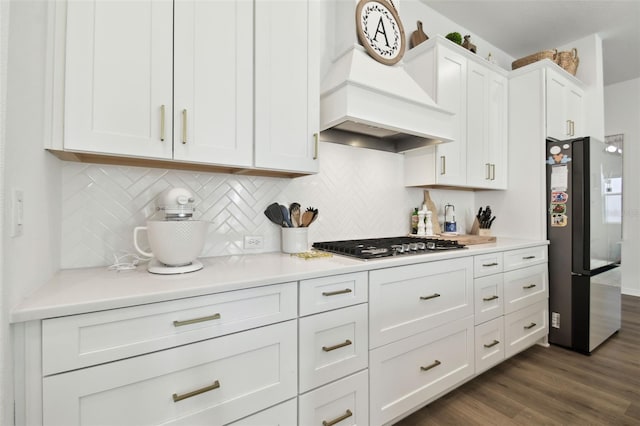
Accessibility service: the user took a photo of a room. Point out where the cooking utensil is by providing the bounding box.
[264,202,285,227]
[280,204,292,227]
[289,203,301,227]
[300,210,314,227]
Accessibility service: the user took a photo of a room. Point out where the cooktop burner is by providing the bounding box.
[312,236,466,260]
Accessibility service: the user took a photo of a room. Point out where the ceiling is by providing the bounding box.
[422,1,640,85]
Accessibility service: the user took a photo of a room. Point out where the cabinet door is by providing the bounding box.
[434,46,467,186]
[467,63,508,189]
[546,68,584,140]
[466,60,490,187]
[64,0,173,159]
[487,71,508,189]
[254,0,319,173]
[43,321,297,426]
[173,0,253,167]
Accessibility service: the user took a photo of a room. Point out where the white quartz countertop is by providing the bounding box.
[11,238,548,323]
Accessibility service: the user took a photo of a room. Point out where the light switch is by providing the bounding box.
[11,189,24,237]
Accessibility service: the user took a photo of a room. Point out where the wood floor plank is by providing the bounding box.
[393,295,640,426]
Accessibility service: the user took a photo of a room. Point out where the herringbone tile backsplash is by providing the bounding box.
[61,142,468,268]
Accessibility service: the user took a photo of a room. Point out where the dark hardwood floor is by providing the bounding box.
[394,295,640,426]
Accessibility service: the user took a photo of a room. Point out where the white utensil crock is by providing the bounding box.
[281,227,308,254]
[134,220,208,266]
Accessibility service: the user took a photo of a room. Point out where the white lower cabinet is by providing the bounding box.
[298,370,368,426]
[474,316,505,374]
[505,299,549,358]
[298,304,368,393]
[43,320,297,426]
[369,316,475,426]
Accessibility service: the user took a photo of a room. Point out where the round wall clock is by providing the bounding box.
[355,0,406,65]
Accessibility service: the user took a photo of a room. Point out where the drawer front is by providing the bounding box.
[370,316,474,426]
[299,304,369,393]
[299,370,368,426]
[503,245,548,271]
[299,272,368,316]
[475,317,505,374]
[43,321,297,426]
[505,300,548,358]
[504,263,548,314]
[474,274,504,325]
[369,257,474,349]
[42,282,297,375]
[229,398,297,426]
[473,252,504,278]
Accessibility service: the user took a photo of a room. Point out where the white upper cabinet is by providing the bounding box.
[434,46,468,186]
[63,0,174,159]
[53,0,318,175]
[173,0,253,167]
[546,66,585,140]
[466,61,508,189]
[254,0,319,173]
[404,36,508,190]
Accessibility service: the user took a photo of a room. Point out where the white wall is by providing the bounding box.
[0,1,8,423]
[2,1,62,421]
[605,77,640,296]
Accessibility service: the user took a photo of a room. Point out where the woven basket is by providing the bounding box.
[512,49,558,70]
[557,48,579,76]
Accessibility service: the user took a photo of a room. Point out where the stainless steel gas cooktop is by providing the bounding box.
[312,236,466,260]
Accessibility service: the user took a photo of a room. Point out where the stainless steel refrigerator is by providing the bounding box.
[546,136,622,354]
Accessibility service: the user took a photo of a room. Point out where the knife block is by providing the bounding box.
[470,218,491,236]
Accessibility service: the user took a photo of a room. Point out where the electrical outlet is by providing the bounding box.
[551,312,560,328]
[244,235,264,249]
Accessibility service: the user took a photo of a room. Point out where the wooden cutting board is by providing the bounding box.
[438,234,496,245]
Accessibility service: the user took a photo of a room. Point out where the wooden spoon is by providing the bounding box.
[300,211,314,227]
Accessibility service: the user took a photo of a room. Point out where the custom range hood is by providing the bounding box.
[320,0,454,153]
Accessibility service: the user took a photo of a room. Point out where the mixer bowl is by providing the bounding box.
[134,220,209,266]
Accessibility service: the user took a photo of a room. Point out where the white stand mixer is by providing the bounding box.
[134,188,209,274]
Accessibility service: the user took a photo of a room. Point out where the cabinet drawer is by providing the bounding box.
[299,304,368,393]
[299,272,368,316]
[475,317,505,374]
[299,370,368,426]
[474,252,503,277]
[505,300,548,358]
[474,274,504,325]
[370,316,474,426]
[503,246,547,271]
[504,263,548,314]
[42,282,297,375]
[369,258,473,348]
[229,398,297,426]
[43,321,297,426]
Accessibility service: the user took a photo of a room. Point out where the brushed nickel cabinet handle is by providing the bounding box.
[322,339,352,352]
[172,380,220,402]
[420,360,441,371]
[440,156,446,175]
[523,284,537,289]
[322,409,353,426]
[524,322,537,330]
[160,105,166,141]
[566,119,571,136]
[182,109,187,144]
[491,163,496,180]
[482,262,499,267]
[483,295,499,301]
[313,132,319,160]
[322,288,352,297]
[570,120,575,136]
[484,339,500,348]
[522,255,536,260]
[173,313,221,327]
[420,293,441,300]
[486,163,491,180]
